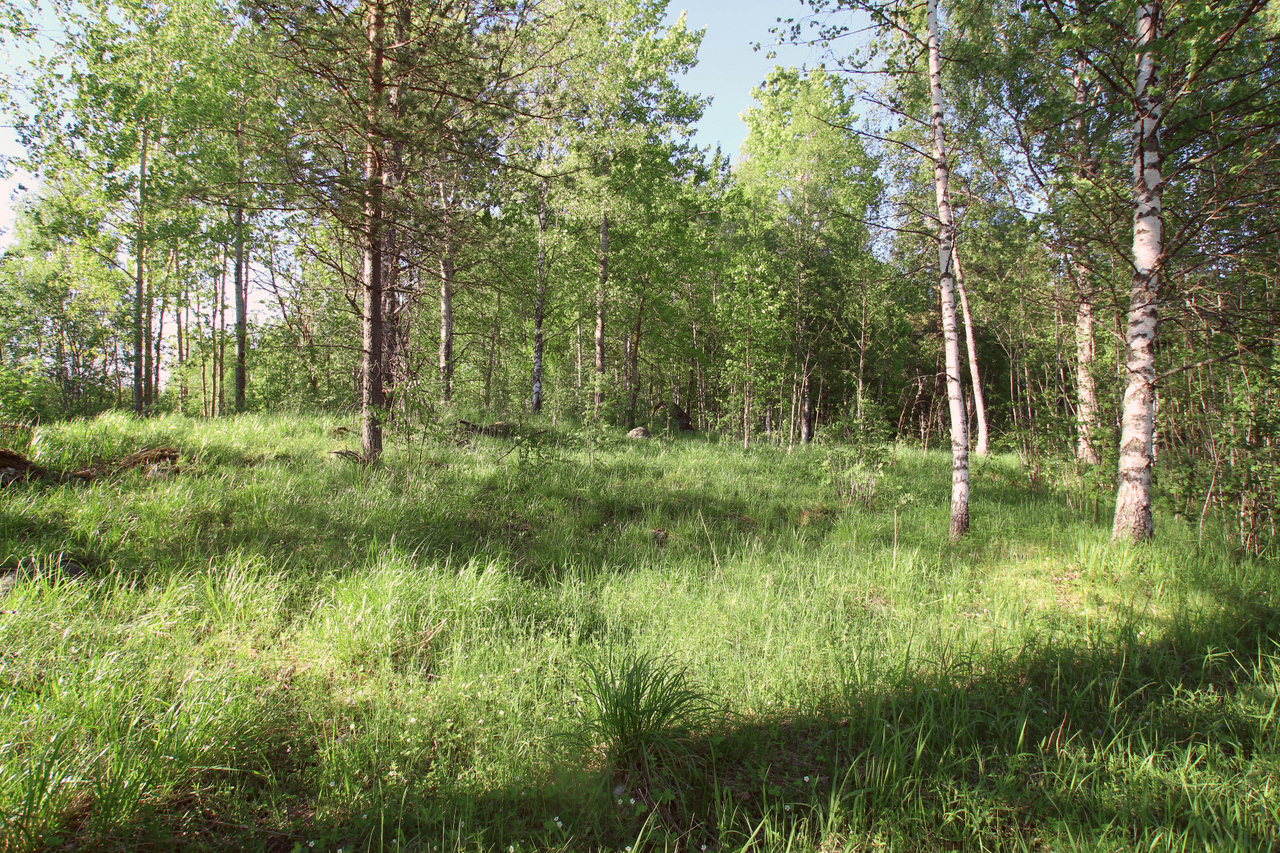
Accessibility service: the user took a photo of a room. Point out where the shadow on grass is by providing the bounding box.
[77,598,1280,852]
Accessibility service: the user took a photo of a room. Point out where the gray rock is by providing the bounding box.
[627,427,651,439]
[0,554,88,602]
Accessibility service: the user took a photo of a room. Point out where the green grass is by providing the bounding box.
[1,412,1277,851]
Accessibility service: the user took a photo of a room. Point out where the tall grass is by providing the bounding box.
[0,413,1276,851]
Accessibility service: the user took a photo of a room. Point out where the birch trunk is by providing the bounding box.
[927,0,969,539]
[439,232,455,403]
[1113,0,1163,542]
[954,246,988,456]
[360,0,386,461]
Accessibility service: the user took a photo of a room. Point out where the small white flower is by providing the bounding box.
[803,776,809,782]
[784,805,792,812]
[630,798,635,805]
[308,843,315,849]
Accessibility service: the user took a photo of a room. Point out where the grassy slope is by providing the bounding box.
[0,412,1276,852]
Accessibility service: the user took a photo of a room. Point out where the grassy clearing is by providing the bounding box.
[1,412,1277,852]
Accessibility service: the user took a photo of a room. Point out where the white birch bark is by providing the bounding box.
[953,245,988,456]
[927,0,970,539]
[1113,0,1163,542]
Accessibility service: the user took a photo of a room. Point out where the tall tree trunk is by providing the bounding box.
[1074,272,1101,464]
[1114,0,1163,542]
[927,0,969,539]
[382,5,408,417]
[155,293,165,405]
[1072,55,1102,465]
[594,213,608,414]
[439,231,455,403]
[233,204,247,412]
[133,122,148,415]
[531,181,547,413]
[360,0,387,461]
[953,245,988,455]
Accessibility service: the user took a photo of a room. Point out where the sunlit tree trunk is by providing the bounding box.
[1114,0,1163,542]
[927,0,969,539]
[954,246,987,456]
[1071,57,1102,465]
[360,0,386,461]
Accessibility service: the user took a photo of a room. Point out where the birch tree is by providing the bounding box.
[926,0,969,538]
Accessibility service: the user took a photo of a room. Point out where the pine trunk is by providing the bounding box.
[360,0,386,461]
[233,204,247,412]
[1114,0,1163,542]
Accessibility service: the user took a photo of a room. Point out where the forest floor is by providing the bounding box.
[0,412,1277,852]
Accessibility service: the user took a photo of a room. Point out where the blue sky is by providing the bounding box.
[663,0,833,160]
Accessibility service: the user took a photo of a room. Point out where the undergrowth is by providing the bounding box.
[0,413,1276,851]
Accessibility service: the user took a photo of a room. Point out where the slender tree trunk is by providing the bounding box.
[133,122,148,415]
[360,0,387,461]
[594,213,608,414]
[233,204,247,412]
[531,181,547,413]
[484,292,500,410]
[927,0,969,539]
[144,271,154,407]
[953,245,988,455]
[381,8,407,418]
[1072,56,1102,465]
[1114,0,1163,542]
[1075,273,1102,463]
[154,293,165,405]
[439,230,455,403]
[626,289,646,428]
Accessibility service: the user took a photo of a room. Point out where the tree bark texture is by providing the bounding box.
[234,204,247,412]
[1113,0,1163,542]
[953,246,988,456]
[927,0,970,540]
[1072,57,1102,465]
[360,0,386,461]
